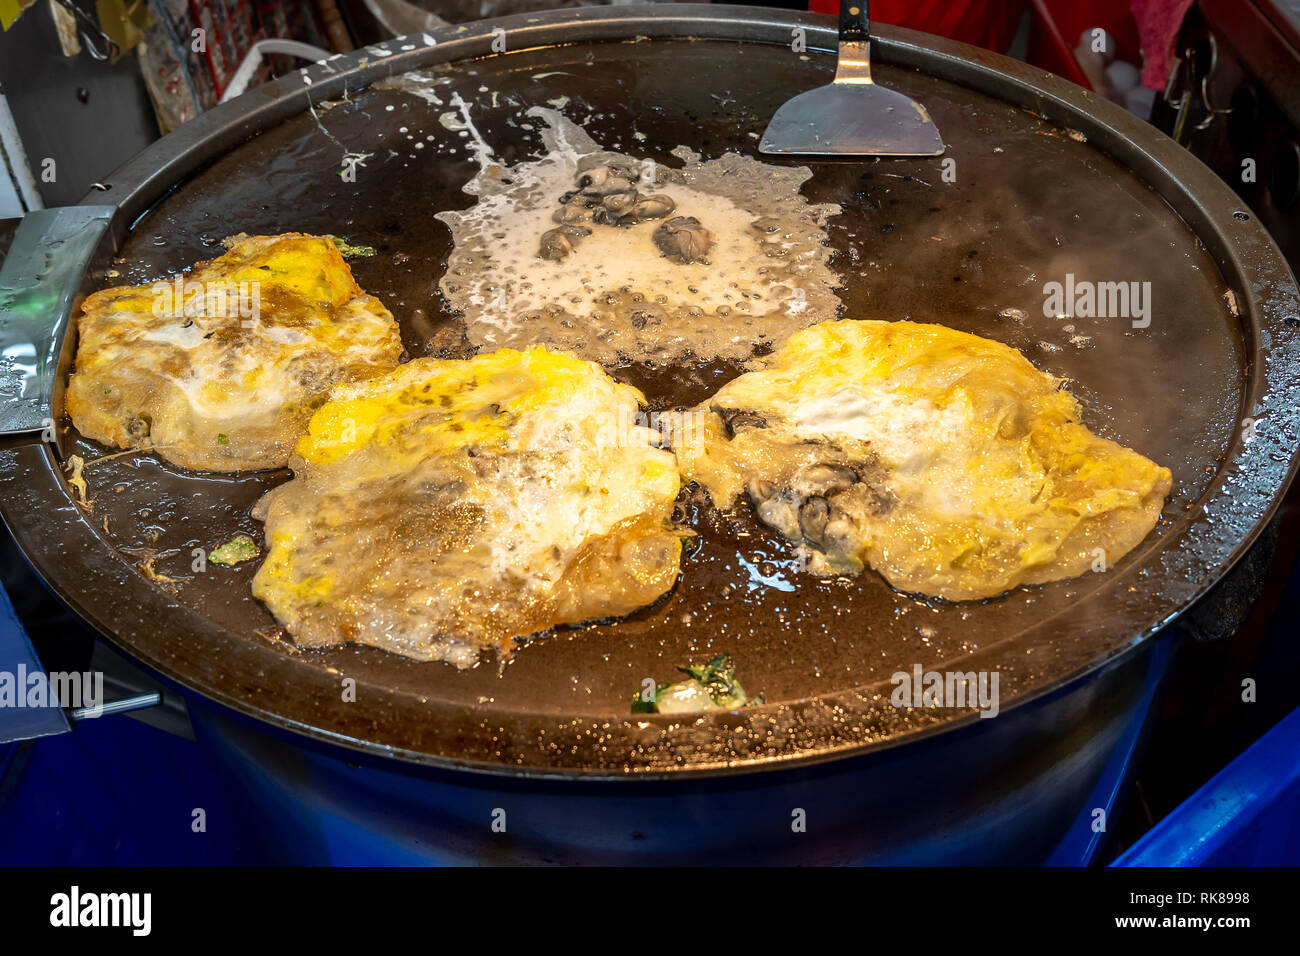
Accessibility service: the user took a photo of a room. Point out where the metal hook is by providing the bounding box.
[1194,76,1232,130]
[53,0,120,62]
[1195,36,1232,132]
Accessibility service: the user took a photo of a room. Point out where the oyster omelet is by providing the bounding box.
[66,233,402,471]
[677,320,1172,601]
[251,347,685,667]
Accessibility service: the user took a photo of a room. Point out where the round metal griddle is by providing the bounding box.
[2,6,1298,777]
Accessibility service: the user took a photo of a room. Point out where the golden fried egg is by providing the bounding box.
[66,233,402,471]
[251,347,685,667]
[677,320,1172,601]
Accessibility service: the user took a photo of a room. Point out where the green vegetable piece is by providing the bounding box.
[209,534,259,567]
[631,655,762,714]
[330,236,377,259]
[680,655,751,710]
[216,433,229,445]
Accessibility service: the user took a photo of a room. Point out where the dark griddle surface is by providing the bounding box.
[48,36,1247,766]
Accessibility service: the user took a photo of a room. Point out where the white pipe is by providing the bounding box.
[220,39,334,104]
[0,91,44,212]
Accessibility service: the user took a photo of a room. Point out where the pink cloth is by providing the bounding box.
[1131,0,1196,90]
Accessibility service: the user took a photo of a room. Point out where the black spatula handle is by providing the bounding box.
[840,0,870,43]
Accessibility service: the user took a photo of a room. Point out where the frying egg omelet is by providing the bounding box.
[678,320,1172,601]
[251,347,686,667]
[66,234,402,471]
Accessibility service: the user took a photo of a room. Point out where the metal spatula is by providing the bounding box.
[760,0,945,157]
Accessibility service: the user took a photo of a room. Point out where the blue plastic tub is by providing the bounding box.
[1112,705,1300,866]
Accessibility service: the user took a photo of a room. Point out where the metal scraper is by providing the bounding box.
[760,0,945,157]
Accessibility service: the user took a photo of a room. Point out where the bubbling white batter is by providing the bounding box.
[437,108,843,364]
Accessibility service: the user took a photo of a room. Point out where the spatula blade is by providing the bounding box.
[759,83,945,157]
